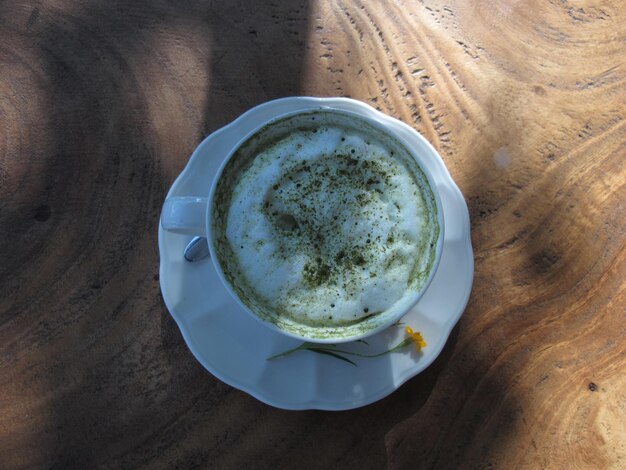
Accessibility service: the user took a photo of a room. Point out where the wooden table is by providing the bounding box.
[1,1,624,468]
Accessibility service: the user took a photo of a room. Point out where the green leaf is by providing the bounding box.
[266,343,308,361]
[308,348,357,366]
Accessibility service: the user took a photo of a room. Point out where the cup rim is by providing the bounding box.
[204,101,445,344]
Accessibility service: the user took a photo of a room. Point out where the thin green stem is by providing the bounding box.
[326,338,413,358]
[267,337,414,363]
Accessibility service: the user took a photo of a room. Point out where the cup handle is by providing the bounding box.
[161,196,208,235]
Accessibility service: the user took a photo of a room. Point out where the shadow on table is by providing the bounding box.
[2,0,312,468]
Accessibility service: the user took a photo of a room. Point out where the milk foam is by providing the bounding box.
[220,119,435,327]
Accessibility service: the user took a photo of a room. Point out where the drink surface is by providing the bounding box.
[212,111,439,332]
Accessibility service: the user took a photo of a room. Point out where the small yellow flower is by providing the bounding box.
[405,326,426,351]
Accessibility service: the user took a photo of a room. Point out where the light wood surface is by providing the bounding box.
[1,0,624,468]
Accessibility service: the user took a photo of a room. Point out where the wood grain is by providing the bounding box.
[1,0,624,468]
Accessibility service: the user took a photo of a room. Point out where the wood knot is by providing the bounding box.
[530,249,560,274]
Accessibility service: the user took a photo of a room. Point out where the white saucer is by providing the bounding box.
[158,97,473,410]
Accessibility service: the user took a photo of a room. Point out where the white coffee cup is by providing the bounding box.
[161,99,444,343]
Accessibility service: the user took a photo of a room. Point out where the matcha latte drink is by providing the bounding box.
[162,107,443,342]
